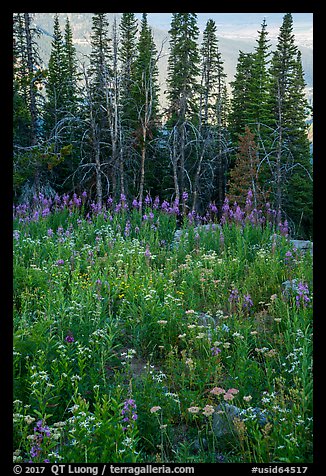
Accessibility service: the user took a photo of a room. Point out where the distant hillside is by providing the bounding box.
[32,13,313,107]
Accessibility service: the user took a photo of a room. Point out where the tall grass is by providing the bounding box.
[13,193,313,463]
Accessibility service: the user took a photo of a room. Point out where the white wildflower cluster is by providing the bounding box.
[76,343,92,359]
[68,411,101,435]
[164,293,183,307]
[13,449,23,463]
[281,347,305,374]
[152,369,167,383]
[121,348,136,360]
[143,288,159,301]
[201,250,218,262]
[89,327,109,345]
[164,392,180,404]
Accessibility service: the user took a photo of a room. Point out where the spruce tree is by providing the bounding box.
[13,13,45,197]
[119,13,138,127]
[62,16,79,116]
[131,13,160,211]
[193,18,229,211]
[247,19,272,145]
[86,13,112,204]
[199,19,226,128]
[268,13,312,237]
[43,14,66,142]
[228,51,254,149]
[166,13,200,202]
[118,13,138,196]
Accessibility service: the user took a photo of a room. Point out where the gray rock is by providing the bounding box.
[212,403,243,438]
[290,239,313,255]
[212,403,267,439]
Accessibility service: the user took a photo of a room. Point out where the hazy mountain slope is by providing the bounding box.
[32,13,313,107]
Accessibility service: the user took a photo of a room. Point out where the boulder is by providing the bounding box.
[212,403,242,438]
[212,403,267,439]
[290,240,313,255]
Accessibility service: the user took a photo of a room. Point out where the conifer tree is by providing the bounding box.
[166,13,200,202]
[131,13,160,212]
[228,51,254,149]
[247,19,272,145]
[13,13,45,196]
[43,14,66,142]
[199,19,226,127]
[193,18,229,211]
[118,13,138,195]
[119,13,138,127]
[85,13,112,204]
[62,17,79,116]
[227,126,267,209]
[13,13,43,146]
[268,13,312,237]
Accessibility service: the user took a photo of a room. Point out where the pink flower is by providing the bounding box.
[150,406,161,413]
[210,387,226,395]
[223,393,235,401]
[227,388,239,395]
[202,405,215,416]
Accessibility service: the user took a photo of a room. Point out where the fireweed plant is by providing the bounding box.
[13,190,313,463]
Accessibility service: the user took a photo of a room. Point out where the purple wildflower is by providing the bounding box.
[124,221,131,237]
[211,347,222,356]
[242,294,253,310]
[209,203,218,214]
[182,191,189,201]
[121,398,138,431]
[161,200,169,211]
[144,194,152,206]
[30,446,41,458]
[132,198,139,209]
[56,259,65,266]
[153,196,160,209]
[234,205,245,224]
[295,282,311,308]
[144,245,151,259]
[284,250,293,264]
[279,220,289,237]
[229,288,240,303]
[65,334,75,343]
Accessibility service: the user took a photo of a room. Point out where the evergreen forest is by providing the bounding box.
[13,13,313,239]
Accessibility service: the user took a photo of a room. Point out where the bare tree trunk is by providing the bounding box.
[95,137,103,205]
[192,148,205,211]
[119,128,125,197]
[138,126,147,216]
[109,18,119,197]
[275,81,283,211]
[83,64,103,206]
[172,126,180,202]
